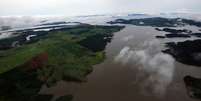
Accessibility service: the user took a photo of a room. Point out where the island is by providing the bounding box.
[163,40,201,67]
[108,17,201,27]
[156,34,191,38]
[155,28,201,38]
[191,33,201,37]
[155,28,192,34]
[184,76,201,99]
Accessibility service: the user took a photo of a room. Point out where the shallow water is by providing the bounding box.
[40,25,201,101]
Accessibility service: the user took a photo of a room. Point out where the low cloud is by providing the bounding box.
[115,40,175,96]
[0,16,72,31]
[0,16,41,29]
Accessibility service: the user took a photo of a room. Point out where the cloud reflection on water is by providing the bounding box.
[115,39,175,97]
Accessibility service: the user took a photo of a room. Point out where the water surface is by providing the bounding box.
[40,25,201,101]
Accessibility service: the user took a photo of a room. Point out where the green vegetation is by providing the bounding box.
[0,25,124,101]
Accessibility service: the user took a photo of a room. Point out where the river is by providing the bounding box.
[40,25,201,101]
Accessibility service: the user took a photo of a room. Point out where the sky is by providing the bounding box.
[0,0,201,16]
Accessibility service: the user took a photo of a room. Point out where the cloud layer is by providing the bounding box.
[0,0,201,16]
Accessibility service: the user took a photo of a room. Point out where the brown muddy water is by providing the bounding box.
[40,25,201,101]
